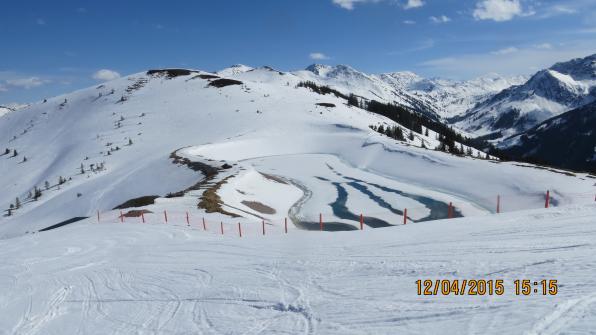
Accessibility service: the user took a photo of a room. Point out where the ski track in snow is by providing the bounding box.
[0,204,595,334]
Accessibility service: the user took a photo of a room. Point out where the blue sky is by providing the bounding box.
[1,0,595,104]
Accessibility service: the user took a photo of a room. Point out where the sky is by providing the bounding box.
[1,0,595,104]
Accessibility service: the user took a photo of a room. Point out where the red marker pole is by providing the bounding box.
[262,220,266,235]
[97,210,100,223]
[403,208,407,225]
[120,210,124,223]
[496,195,501,214]
[320,213,323,231]
[545,190,550,208]
[141,212,145,223]
[220,222,224,235]
[164,210,168,223]
[448,202,453,219]
[186,211,190,227]
[284,217,288,234]
[360,214,364,230]
[238,222,242,237]
[202,217,207,230]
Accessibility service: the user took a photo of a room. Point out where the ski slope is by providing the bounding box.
[1,204,595,334]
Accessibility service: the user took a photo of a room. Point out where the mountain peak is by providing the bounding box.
[305,64,333,76]
[217,64,254,76]
[549,53,596,81]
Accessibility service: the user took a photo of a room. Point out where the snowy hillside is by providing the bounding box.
[0,103,28,118]
[455,54,596,141]
[1,203,596,334]
[1,66,594,240]
[293,65,525,121]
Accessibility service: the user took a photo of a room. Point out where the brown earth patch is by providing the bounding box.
[241,201,276,215]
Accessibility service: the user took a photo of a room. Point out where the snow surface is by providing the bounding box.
[1,204,596,334]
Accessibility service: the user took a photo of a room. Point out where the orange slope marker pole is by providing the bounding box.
[320,213,323,231]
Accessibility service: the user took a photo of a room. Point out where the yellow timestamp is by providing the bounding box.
[416,279,558,296]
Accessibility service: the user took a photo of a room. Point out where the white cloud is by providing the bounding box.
[430,15,451,23]
[534,43,553,49]
[6,77,49,89]
[92,69,121,81]
[473,0,525,22]
[310,52,330,60]
[332,0,378,10]
[491,46,518,55]
[403,20,416,24]
[404,0,424,9]
[332,0,424,10]
[550,5,576,14]
[419,42,595,79]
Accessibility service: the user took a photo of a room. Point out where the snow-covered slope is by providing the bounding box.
[0,103,28,118]
[1,67,593,240]
[1,203,596,334]
[455,54,596,141]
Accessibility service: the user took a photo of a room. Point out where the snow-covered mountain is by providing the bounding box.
[499,100,596,173]
[455,54,596,141]
[293,64,440,119]
[403,73,528,118]
[2,66,591,239]
[293,64,525,122]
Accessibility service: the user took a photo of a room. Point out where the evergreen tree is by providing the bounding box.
[128,138,133,145]
[425,128,429,137]
[45,181,50,190]
[80,163,85,174]
[15,197,21,209]
[394,126,404,141]
[408,130,415,141]
[347,94,359,107]
[3,148,9,155]
[22,156,27,162]
[12,149,18,157]
[33,187,42,201]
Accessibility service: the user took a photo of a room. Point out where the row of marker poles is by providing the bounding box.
[97,189,572,227]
